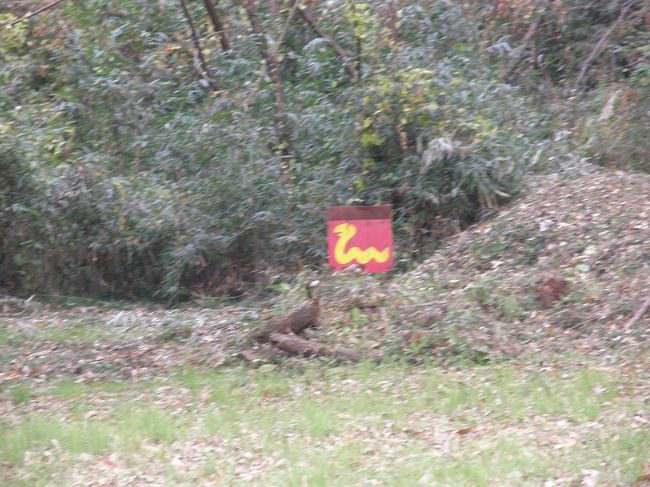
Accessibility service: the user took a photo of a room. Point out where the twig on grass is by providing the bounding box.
[626,294,650,329]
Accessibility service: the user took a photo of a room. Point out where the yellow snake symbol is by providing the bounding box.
[333,223,390,265]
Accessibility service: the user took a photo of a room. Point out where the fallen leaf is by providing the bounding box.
[635,473,650,485]
[240,349,260,362]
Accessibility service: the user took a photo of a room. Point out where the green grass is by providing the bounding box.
[0,417,111,465]
[49,379,135,399]
[9,383,32,405]
[37,322,103,342]
[0,327,8,346]
[2,360,648,485]
[115,407,180,448]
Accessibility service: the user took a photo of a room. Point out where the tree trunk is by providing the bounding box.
[179,0,220,91]
[242,0,288,146]
[504,2,545,80]
[202,0,230,51]
[347,0,363,82]
[383,0,400,46]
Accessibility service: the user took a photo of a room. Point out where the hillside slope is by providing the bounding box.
[380,169,649,359]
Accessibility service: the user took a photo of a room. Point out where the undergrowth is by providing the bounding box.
[0,1,647,300]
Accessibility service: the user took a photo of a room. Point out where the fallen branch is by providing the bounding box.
[627,294,650,329]
[269,332,320,355]
[1,0,67,31]
[269,332,363,362]
[324,345,363,362]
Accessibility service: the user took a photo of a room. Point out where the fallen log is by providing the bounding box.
[269,332,320,356]
[269,332,363,362]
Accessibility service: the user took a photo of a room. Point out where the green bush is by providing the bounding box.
[0,0,645,300]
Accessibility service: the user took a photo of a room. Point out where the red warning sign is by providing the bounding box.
[327,206,393,273]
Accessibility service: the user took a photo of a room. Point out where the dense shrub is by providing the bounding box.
[0,0,646,300]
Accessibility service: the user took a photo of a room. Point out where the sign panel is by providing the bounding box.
[327,205,393,273]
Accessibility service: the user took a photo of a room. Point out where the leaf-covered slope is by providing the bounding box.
[386,169,649,359]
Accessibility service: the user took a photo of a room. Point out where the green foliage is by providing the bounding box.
[0,14,28,60]
[0,0,646,299]
[466,278,495,306]
[355,64,527,247]
[478,0,648,86]
[497,295,523,321]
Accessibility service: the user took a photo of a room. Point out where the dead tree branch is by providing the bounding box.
[242,0,289,152]
[277,0,299,50]
[269,332,320,355]
[296,6,358,79]
[179,0,220,92]
[575,1,633,89]
[268,332,363,362]
[504,2,546,79]
[1,0,67,31]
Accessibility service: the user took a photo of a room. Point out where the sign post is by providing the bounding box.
[327,205,393,273]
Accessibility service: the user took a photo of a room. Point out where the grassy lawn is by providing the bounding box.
[1,357,648,486]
